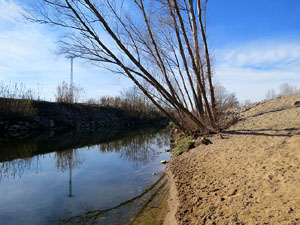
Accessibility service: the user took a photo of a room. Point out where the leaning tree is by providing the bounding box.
[26,0,218,134]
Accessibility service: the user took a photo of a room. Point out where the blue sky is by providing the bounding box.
[0,0,299,102]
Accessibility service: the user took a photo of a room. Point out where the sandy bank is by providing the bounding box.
[166,94,300,224]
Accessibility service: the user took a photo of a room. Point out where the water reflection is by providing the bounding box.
[59,174,167,225]
[96,130,169,168]
[0,125,170,225]
[55,149,83,198]
[0,126,169,181]
[0,143,39,180]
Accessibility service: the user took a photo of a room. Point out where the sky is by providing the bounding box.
[0,0,300,102]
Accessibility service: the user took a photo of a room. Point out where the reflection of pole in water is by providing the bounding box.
[55,148,83,198]
[66,151,75,198]
[67,163,74,198]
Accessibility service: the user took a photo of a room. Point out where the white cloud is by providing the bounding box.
[215,40,300,102]
[0,0,24,23]
[218,41,300,70]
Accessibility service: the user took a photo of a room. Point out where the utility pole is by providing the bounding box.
[70,57,74,103]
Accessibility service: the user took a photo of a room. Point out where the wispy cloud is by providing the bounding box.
[219,41,300,70]
[0,0,131,100]
[215,39,300,101]
[0,0,23,23]
[0,1,68,82]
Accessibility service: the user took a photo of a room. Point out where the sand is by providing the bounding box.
[164,94,300,225]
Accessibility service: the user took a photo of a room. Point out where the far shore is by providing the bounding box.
[0,97,168,138]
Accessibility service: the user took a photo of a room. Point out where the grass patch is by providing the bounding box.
[172,135,195,156]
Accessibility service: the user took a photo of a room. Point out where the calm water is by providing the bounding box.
[0,127,170,225]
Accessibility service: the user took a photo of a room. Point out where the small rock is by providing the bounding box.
[49,119,55,127]
[229,189,238,196]
[219,133,229,139]
[160,160,167,164]
[8,125,21,131]
[294,101,300,107]
[200,137,213,145]
[49,131,55,138]
[33,117,49,127]
[9,132,21,137]
[165,149,170,152]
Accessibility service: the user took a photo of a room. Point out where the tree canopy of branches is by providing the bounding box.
[26,0,218,134]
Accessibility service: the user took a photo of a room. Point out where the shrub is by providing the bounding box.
[55,81,85,103]
[172,135,195,156]
[0,98,37,119]
[0,82,38,119]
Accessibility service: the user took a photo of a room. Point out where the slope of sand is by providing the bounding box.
[165,94,300,225]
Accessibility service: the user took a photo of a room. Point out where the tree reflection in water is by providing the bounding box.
[0,126,169,181]
[96,129,169,168]
[0,143,39,181]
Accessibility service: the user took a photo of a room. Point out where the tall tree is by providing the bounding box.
[26,0,218,134]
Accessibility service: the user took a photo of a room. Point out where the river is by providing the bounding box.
[0,126,170,225]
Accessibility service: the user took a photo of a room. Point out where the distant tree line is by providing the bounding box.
[265,83,299,100]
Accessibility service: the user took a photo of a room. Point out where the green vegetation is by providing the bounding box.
[172,135,195,156]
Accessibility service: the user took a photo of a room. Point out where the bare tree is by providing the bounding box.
[55,81,85,103]
[215,85,239,111]
[242,99,252,107]
[265,89,277,100]
[278,83,299,96]
[26,0,218,134]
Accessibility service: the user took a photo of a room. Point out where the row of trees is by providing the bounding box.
[98,86,157,113]
[265,83,299,100]
[54,81,159,115]
[27,0,221,134]
[55,81,239,123]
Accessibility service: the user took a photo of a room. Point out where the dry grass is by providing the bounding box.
[0,82,38,119]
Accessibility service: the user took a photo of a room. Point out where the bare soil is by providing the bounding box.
[165,94,300,224]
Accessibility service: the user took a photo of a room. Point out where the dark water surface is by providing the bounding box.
[0,127,170,225]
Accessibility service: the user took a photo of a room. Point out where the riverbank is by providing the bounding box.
[165,93,300,224]
[0,98,168,137]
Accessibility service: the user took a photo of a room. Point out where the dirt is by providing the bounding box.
[165,93,300,224]
[164,168,180,225]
